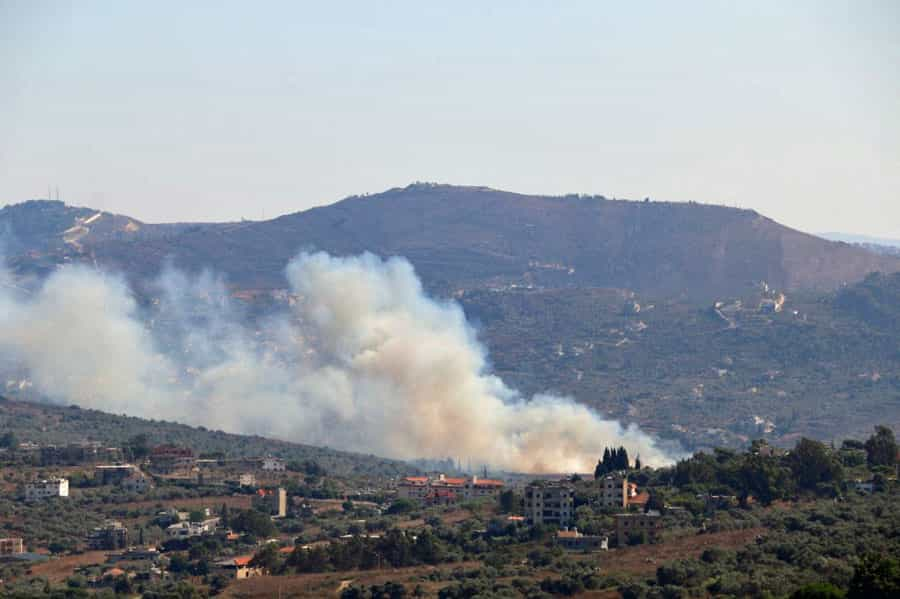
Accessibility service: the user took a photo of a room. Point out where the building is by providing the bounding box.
[260,457,286,472]
[462,476,505,500]
[238,473,257,487]
[397,474,505,504]
[555,528,608,551]
[214,555,262,579]
[25,478,69,501]
[95,464,139,485]
[523,481,574,527]
[40,442,122,466]
[397,476,431,501]
[615,510,662,546]
[87,521,128,550]
[254,487,287,517]
[166,519,218,539]
[122,472,154,493]
[0,538,24,555]
[598,474,628,508]
[149,445,196,476]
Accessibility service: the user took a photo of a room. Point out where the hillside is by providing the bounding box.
[0,396,410,477]
[5,185,899,298]
[2,186,900,452]
[459,276,900,450]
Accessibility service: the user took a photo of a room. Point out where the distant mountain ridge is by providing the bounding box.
[4,185,898,299]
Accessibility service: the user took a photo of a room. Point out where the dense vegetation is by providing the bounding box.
[0,397,409,476]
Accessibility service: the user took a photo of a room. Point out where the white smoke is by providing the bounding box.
[0,252,680,472]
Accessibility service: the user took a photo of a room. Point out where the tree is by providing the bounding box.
[790,438,843,491]
[498,490,516,513]
[386,499,416,515]
[864,426,898,467]
[249,543,281,574]
[790,583,846,599]
[635,455,642,470]
[230,509,275,538]
[126,434,151,460]
[0,431,17,449]
[848,554,900,598]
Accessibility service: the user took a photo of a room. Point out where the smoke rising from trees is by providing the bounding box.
[0,252,680,471]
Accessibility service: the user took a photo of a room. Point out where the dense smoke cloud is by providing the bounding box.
[0,252,679,472]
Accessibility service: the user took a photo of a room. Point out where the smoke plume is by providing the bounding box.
[0,252,679,472]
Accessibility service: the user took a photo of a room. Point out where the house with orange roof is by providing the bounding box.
[214,555,263,579]
[398,474,505,504]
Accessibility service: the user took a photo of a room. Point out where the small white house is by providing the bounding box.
[25,478,69,501]
[260,457,286,472]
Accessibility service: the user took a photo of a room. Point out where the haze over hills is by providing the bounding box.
[2,184,900,454]
[4,184,899,299]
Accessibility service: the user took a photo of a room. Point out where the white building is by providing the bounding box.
[25,478,69,501]
[167,518,219,538]
[260,457,286,472]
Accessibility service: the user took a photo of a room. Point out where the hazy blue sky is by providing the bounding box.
[2,1,898,236]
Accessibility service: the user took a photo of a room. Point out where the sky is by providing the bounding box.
[1,1,899,236]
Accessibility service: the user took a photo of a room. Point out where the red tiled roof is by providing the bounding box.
[279,546,295,554]
[232,556,253,567]
[473,479,504,487]
[401,476,429,485]
[427,488,457,498]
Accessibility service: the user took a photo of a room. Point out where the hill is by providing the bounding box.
[458,272,900,451]
[0,396,410,477]
[5,184,899,298]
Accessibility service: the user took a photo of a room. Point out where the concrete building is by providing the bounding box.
[615,510,662,546]
[149,445,196,476]
[598,474,628,508]
[87,521,128,550]
[0,538,24,555]
[555,528,608,551]
[95,464,139,485]
[397,474,504,504]
[24,478,69,501]
[167,518,219,539]
[254,487,287,517]
[523,481,574,527]
[238,473,257,487]
[260,457,286,472]
[214,555,262,579]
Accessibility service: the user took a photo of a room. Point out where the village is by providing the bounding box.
[0,429,896,598]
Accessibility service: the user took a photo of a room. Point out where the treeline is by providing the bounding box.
[664,427,897,505]
[594,446,641,478]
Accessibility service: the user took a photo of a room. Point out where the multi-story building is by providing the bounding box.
[615,510,662,545]
[598,474,628,508]
[24,478,69,501]
[95,464,139,485]
[523,481,574,527]
[397,474,505,505]
[87,520,128,550]
[0,538,24,555]
[149,445,196,476]
[254,487,287,517]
